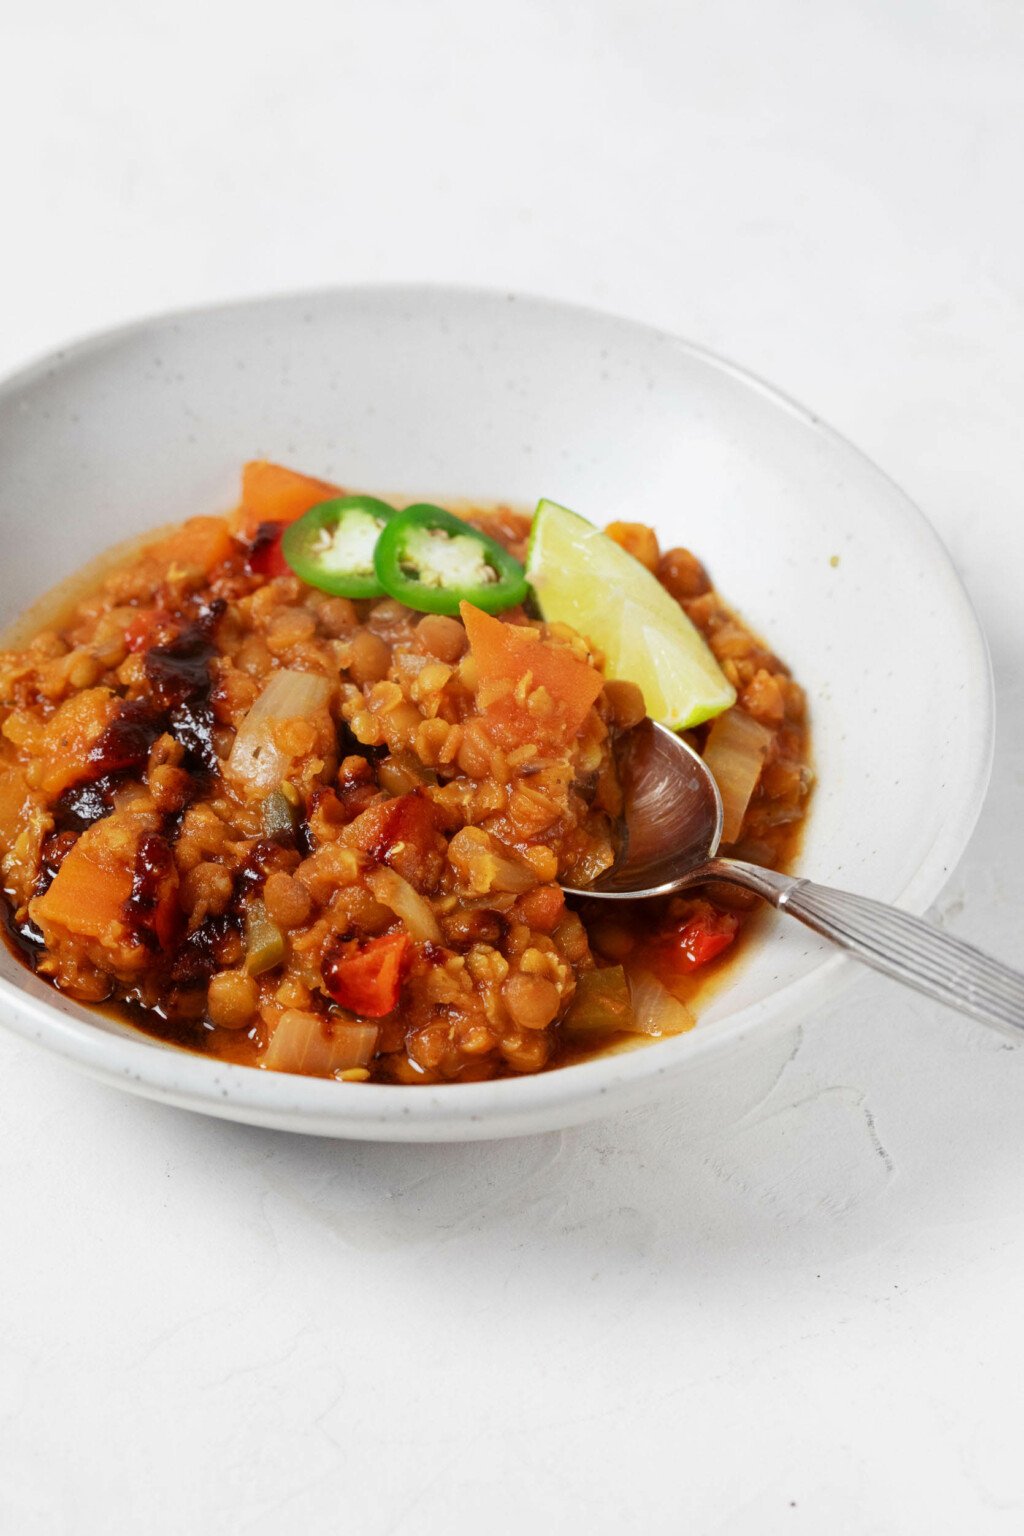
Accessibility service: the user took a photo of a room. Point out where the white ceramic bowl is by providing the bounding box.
[0,287,993,1140]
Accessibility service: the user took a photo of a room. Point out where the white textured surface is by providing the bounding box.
[1,2,1023,1531]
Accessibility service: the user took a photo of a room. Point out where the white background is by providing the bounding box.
[2,2,1024,1531]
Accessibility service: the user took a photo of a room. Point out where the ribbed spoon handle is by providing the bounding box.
[699,858,1024,1036]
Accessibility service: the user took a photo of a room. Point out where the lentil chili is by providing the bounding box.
[0,463,813,1084]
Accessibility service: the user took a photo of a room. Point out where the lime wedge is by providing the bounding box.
[526,499,735,729]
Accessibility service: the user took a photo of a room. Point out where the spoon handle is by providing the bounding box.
[702,859,1024,1036]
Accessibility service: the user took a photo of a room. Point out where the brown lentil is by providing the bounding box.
[413,613,468,664]
[263,871,313,930]
[605,520,661,572]
[207,970,259,1029]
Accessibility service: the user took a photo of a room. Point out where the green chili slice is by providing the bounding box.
[281,495,398,598]
[373,504,528,616]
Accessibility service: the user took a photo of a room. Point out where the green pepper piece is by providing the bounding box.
[373,504,528,616]
[282,495,399,598]
[244,900,286,976]
[562,967,632,1035]
[260,784,301,842]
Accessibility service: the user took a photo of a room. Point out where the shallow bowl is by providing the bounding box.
[0,286,994,1139]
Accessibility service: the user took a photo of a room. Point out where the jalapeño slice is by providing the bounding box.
[281,496,399,598]
[373,504,528,616]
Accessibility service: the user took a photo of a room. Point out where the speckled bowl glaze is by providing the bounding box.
[0,287,994,1140]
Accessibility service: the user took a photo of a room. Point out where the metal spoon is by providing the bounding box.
[562,720,1024,1034]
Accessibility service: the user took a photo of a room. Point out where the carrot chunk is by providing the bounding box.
[460,601,603,741]
[37,690,122,797]
[30,812,179,964]
[31,823,135,945]
[234,461,342,537]
[148,516,235,575]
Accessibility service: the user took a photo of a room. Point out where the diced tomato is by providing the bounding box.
[651,909,739,973]
[247,521,291,579]
[342,790,444,889]
[345,791,438,864]
[322,932,411,1018]
[127,832,182,952]
[124,609,173,653]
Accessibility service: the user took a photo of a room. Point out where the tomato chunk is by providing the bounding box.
[342,791,442,889]
[124,609,173,653]
[322,932,411,1017]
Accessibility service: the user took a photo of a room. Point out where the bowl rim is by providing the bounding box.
[0,282,996,1135]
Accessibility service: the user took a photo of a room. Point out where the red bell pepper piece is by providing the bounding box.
[247,521,291,579]
[652,909,739,973]
[322,932,411,1017]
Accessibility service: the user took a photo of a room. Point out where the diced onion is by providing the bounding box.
[365,865,442,945]
[262,1008,379,1076]
[447,826,537,895]
[377,753,435,796]
[487,850,537,894]
[626,968,695,1037]
[225,669,331,794]
[702,708,773,844]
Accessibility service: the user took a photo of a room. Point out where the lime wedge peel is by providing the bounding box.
[525,499,736,730]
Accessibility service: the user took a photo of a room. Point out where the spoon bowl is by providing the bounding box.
[564,719,1024,1037]
[563,721,724,899]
